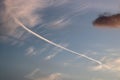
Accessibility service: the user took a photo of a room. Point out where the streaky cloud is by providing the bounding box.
[0,0,48,44]
[25,68,62,80]
[13,16,102,65]
[91,57,120,72]
[45,43,68,60]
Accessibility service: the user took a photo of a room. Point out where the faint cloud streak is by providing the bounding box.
[45,43,69,60]
[26,46,37,56]
[91,58,120,72]
[25,68,62,80]
[0,0,48,44]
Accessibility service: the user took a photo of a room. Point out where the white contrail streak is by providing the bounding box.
[13,16,102,65]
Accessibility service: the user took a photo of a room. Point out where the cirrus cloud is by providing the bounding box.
[91,58,120,72]
[25,68,62,80]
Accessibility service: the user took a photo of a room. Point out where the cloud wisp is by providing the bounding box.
[45,43,68,61]
[26,46,37,56]
[93,13,120,28]
[91,57,120,72]
[13,16,102,65]
[0,0,49,45]
[4,0,47,27]
[25,68,62,80]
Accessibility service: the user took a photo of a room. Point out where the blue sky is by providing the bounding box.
[1,0,120,80]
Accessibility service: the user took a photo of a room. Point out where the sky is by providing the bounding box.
[1,0,120,80]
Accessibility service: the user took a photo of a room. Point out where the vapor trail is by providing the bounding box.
[13,16,102,65]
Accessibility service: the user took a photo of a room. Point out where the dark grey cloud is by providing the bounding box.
[93,13,120,28]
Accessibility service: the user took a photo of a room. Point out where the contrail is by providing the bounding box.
[13,16,102,65]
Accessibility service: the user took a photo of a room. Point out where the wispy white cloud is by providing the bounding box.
[26,46,37,56]
[63,50,99,67]
[25,68,40,79]
[45,52,58,61]
[38,44,51,55]
[35,73,62,80]
[0,0,49,44]
[2,0,70,36]
[5,0,48,27]
[0,34,25,46]
[90,57,120,72]
[1,0,70,35]
[25,43,68,57]
[25,68,62,80]
[47,18,70,29]
[45,43,69,60]
[25,44,52,57]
